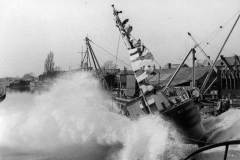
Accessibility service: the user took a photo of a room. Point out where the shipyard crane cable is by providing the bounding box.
[115,33,121,67]
[206,11,239,46]
[187,10,239,62]
[192,11,240,61]
[88,39,130,67]
[195,10,240,49]
[201,39,238,57]
[185,10,240,70]
[152,54,162,67]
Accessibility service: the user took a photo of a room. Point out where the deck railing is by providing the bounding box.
[182,140,240,160]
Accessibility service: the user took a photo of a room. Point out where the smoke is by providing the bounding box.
[0,72,182,160]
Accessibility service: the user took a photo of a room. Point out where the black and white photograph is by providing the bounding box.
[0,0,240,160]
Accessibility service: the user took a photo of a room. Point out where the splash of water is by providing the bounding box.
[205,109,240,143]
[0,72,180,160]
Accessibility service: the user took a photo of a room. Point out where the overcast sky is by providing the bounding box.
[0,0,240,77]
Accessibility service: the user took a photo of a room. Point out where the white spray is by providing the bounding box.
[0,72,181,160]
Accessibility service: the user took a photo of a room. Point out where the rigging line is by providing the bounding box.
[153,53,161,67]
[115,33,121,67]
[128,33,154,55]
[196,10,240,47]
[203,40,237,55]
[196,22,225,47]
[221,10,240,28]
[197,29,239,57]
[88,39,130,67]
[191,15,240,60]
[121,30,162,70]
[154,59,161,68]
[200,22,233,49]
[127,32,161,67]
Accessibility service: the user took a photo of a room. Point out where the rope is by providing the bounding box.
[202,40,237,56]
[153,54,162,67]
[197,10,240,48]
[88,39,130,67]
[115,33,121,67]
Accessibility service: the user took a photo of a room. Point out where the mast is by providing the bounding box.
[80,36,109,89]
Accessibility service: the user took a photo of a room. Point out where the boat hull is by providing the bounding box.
[163,100,206,144]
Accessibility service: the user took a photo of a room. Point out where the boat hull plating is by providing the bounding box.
[163,100,206,144]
